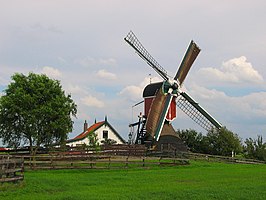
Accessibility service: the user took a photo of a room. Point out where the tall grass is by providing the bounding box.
[1,161,266,200]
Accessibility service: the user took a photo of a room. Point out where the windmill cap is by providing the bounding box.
[143,81,163,98]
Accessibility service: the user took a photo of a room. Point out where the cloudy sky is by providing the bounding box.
[1,0,266,142]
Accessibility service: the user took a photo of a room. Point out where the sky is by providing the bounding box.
[1,0,266,143]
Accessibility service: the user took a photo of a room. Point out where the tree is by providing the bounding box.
[178,129,211,154]
[177,129,204,153]
[244,138,256,159]
[178,128,242,156]
[244,135,266,161]
[101,138,117,145]
[88,132,100,151]
[207,127,242,156]
[0,72,77,155]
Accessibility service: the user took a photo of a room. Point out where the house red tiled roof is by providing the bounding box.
[69,121,105,142]
[67,117,125,144]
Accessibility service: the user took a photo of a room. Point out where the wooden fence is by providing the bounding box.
[0,156,24,183]
[186,152,266,164]
[0,144,147,157]
[101,144,147,156]
[1,144,264,169]
[15,155,189,170]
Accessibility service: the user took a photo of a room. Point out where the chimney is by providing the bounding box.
[83,120,88,132]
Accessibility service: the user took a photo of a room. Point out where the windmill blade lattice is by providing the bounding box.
[125,30,222,145]
[124,31,168,80]
[176,92,222,131]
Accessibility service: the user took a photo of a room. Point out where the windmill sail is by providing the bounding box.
[124,30,222,145]
[124,31,168,80]
[145,88,173,141]
[176,92,222,131]
[174,41,200,84]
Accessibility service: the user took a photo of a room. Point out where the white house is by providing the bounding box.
[67,116,125,146]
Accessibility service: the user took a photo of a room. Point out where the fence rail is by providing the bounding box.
[15,155,189,170]
[0,144,147,156]
[0,156,24,183]
[186,152,265,164]
[1,144,265,168]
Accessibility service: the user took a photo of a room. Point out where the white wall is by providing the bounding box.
[67,124,124,147]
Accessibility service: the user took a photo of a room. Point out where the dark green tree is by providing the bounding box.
[207,127,242,156]
[88,132,100,152]
[101,138,117,145]
[177,129,210,154]
[244,138,256,158]
[178,129,202,152]
[178,128,242,156]
[244,135,266,161]
[0,72,77,155]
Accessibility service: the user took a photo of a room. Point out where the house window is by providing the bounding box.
[103,130,108,139]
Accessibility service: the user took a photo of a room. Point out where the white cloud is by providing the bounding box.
[96,69,117,80]
[66,84,87,95]
[41,66,62,79]
[199,56,263,84]
[99,58,116,66]
[78,57,117,68]
[181,53,266,139]
[186,85,266,131]
[187,84,227,100]
[0,65,28,86]
[140,76,162,88]
[119,76,162,101]
[81,95,105,108]
[119,85,143,101]
[236,92,266,117]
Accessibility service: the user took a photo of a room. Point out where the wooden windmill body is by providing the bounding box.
[125,31,222,149]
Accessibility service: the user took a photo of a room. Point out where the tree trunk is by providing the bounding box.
[29,138,39,169]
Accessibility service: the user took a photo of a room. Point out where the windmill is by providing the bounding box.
[125,31,222,146]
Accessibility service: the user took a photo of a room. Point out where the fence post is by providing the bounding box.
[159,157,162,166]
[70,156,73,168]
[0,155,24,183]
[108,157,111,169]
[125,156,128,168]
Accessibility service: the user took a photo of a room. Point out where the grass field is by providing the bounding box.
[1,160,266,200]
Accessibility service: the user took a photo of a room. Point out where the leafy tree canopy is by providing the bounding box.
[177,129,204,153]
[0,72,77,154]
[207,127,242,156]
[178,127,242,156]
[244,135,266,161]
[101,138,117,145]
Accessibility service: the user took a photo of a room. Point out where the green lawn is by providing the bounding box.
[1,161,266,200]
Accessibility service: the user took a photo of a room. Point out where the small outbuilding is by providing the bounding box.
[67,116,125,147]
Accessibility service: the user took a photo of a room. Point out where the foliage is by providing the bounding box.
[88,132,100,151]
[1,161,266,199]
[244,135,266,161]
[178,127,242,156]
[0,73,77,155]
[177,129,209,153]
[101,138,117,145]
[207,127,242,156]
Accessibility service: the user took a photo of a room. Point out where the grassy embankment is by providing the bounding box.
[1,160,266,200]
